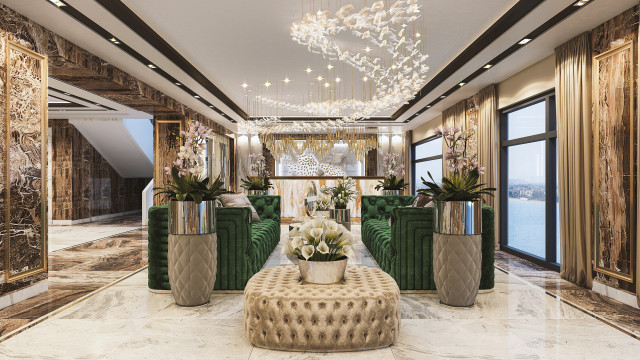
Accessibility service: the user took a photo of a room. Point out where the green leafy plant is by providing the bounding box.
[240,176,273,191]
[240,153,273,191]
[375,175,409,191]
[376,153,409,191]
[418,126,495,202]
[154,167,230,203]
[320,176,359,209]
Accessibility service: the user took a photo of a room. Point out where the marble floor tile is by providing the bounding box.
[48,214,142,252]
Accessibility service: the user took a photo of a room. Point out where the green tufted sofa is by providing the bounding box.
[360,195,495,291]
[147,195,281,291]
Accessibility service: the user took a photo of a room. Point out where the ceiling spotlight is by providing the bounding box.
[440,95,446,99]
[63,92,70,96]
[317,75,323,81]
[94,103,100,106]
[242,82,248,88]
[284,77,290,83]
[305,67,312,73]
[426,105,432,108]
[324,82,330,87]
[483,64,493,69]
[175,82,182,86]
[574,0,588,6]
[415,32,421,37]
[518,38,531,45]
[209,105,214,108]
[109,37,117,42]
[327,64,334,69]
[113,41,121,45]
[264,81,271,87]
[363,76,368,82]
[335,77,341,82]
[147,64,157,69]
[49,0,66,6]
[459,82,465,87]
[391,65,397,69]
[365,47,371,52]
[194,95,200,98]
[402,24,407,28]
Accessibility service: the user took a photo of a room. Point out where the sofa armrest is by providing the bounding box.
[214,206,254,290]
[147,205,170,290]
[361,195,416,224]
[248,195,281,223]
[390,206,435,290]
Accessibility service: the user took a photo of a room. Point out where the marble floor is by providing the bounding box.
[0,225,639,359]
[48,214,142,251]
[0,215,148,336]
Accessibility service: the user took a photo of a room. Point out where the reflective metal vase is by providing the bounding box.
[434,200,482,235]
[169,200,216,235]
[382,189,401,196]
[298,258,348,284]
[329,208,351,231]
[248,189,268,195]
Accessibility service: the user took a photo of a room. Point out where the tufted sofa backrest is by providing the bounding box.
[247,195,281,222]
[361,195,416,224]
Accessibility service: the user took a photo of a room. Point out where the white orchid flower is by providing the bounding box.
[317,241,329,254]
[291,236,304,250]
[301,245,315,260]
[309,228,324,239]
[341,245,354,258]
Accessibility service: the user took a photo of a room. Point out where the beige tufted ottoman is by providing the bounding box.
[243,265,401,352]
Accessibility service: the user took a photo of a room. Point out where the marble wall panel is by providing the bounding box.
[271,178,382,218]
[592,6,638,292]
[0,35,6,282]
[153,121,181,206]
[50,120,72,220]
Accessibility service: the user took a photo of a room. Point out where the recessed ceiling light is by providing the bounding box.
[415,32,421,37]
[518,38,531,45]
[574,0,588,6]
[305,67,312,73]
[402,24,407,28]
[284,77,290,83]
[49,0,66,7]
[175,82,182,86]
[483,64,493,69]
[324,82,330,87]
[363,76,368,82]
[440,95,446,99]
[63,92,70,95]
[113,41,121,45]
[327,64,334,69]
[317,75,323,81]
[459,82,465,87]
[241,83,247,88]
[365,47,371,52]
[147,64,157,69]
[110,37,117,42]
[94,103,100,106]
[391,65,397,69]
[264,81,271,87]
[209,105,214,108]
[426,105,432,108]
[335,77,341,82]
[194,95,200,98]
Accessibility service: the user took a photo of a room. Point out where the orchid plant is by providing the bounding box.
[283,217,355,262]
[165,121,213,177]
[241,153,273,191]
[320,176,359,209]
[419,125,495,202]
[375,153,409,191]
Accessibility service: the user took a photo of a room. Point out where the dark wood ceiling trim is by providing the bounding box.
[93,0,247,120]
[393,0,544,119]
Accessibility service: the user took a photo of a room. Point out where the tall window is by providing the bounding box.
[412,136,442,195]
[500,91,559,270]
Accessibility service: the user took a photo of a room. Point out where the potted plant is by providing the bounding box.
[282,217,355,284]
[240,153,273,195]
[419,125,495,307]
[154,122,230,307]
[375,153,409,195]
[321,176,359,230]
[313,195,331,218]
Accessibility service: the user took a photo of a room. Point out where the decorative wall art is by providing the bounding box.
[275,142,365,177]
[0,37,48,283]
[593,40,636,283]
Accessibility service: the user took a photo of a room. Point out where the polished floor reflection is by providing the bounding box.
[0,225,638,359]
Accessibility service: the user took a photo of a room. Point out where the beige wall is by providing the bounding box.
[412,114,442,143]
[498,55,555,109]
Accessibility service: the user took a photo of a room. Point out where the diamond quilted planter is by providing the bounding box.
[433,200,482,307]
[168,233,217,306]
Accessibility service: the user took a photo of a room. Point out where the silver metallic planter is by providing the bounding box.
[434,200,482,235]
[382,189,401,196]
[329,208,351,231]
[248,189,268,195]
[298,258,348,284]
[169,200,216,235]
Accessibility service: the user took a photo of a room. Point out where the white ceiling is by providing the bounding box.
[1,0,638,131]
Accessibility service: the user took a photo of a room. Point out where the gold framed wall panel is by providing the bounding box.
[3,39,48,283]
[593,40,636,283]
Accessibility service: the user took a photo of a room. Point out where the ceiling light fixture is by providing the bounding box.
[426,105,432,108]
[305,67,312,73]
[365,46,371,52]
[63,92,70,96]
[147,64,157,69]
[518,38,531,45]
[440,95,446,99]
[194,95,200,98]
[242,83,248,88]
[335,77,341,82]
[49,0,66,7]
[284,77,290,83]
[317,75,323,81]
[264,81,271,87]
[327,64,334,69]
[458,82,465,87]
[209,105,214,108]
[363,76,368,82]
[325,82,330,87]
[109,37,117,42]
[483,64,493,69]
[175,82,182,86]
[574,0,588,6]
[415,32,421,37]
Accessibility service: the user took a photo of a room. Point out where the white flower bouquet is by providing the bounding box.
[283,217,354,262]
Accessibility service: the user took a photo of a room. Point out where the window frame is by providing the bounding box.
[411,135,443,195]
[499,90,559,271]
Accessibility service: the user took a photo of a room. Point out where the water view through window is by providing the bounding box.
[501,93,559,267]
[412,136,442,195]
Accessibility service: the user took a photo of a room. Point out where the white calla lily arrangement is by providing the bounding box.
[283,217,354,261]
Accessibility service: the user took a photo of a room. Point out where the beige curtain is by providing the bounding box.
[476,85,497,209]
[404,130,412,195]
[556,32,593,288]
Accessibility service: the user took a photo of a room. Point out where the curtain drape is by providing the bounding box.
[476,85,497,209]
[404,130,412,195]
[555,32,593,288]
